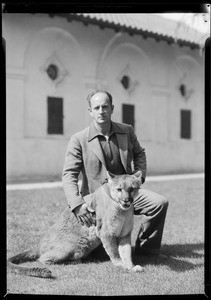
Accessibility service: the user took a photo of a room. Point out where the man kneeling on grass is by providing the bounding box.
[62,90,169,260]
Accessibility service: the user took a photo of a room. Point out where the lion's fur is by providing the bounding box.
[7,171,143,278]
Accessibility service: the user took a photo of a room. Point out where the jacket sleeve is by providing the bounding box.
[129,125,147,183]
[62,133,85,211]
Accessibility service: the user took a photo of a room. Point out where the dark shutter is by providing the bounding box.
[47,97,63,134]
[181,109,191,139]
[122,104,135,129]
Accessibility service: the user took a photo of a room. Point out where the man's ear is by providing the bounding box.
[111,105,114,114]
[88,107,93,117]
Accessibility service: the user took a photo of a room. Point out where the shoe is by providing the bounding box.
[135,248,169,262]
[148,253,169,262]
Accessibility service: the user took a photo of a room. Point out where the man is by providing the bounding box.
[62,90,169,260]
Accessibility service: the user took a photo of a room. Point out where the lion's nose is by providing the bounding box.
[123,197,133,203]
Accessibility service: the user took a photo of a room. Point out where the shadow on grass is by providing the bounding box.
[84,244,110,263]
[58,243,204,273]
[162,243,204,258]
[133,243,204,272]
[80,243,204,273]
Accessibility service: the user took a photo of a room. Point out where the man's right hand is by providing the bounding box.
[73,203,96,227]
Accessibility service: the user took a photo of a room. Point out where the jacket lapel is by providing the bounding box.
[87,121,128,171]
[88,136,106,166]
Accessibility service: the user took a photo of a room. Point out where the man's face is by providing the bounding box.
[89,92,114,124]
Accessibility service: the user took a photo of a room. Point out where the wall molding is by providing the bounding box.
[84,76,108,90]
[151,86,171,97]
[6,66,27,80]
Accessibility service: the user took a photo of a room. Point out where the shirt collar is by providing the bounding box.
[88,121,124,142]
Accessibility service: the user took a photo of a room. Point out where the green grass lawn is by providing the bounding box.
[6,178,204,295]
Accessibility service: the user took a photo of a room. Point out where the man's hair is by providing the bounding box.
[87,90,113,107]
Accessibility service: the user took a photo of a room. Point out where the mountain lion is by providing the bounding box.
[8,171,143,278]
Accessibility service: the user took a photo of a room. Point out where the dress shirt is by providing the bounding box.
[88,122,126,174]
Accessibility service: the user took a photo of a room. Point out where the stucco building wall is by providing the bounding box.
[3,13,204,181]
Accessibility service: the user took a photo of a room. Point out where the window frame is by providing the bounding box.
[180,109,191,139]
[47,96,64,135]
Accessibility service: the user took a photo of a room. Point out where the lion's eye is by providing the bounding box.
[117,188,122,192]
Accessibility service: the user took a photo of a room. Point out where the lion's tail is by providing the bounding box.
[7,249,52,278]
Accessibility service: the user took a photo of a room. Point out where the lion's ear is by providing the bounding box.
[133,170,142,181]
[107,171,116,180]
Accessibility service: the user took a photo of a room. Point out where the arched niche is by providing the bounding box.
[23,27,84,137]
[97,39,152,141]
[168,55,203,142]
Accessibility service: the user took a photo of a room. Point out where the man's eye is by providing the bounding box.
[117,188,122,192]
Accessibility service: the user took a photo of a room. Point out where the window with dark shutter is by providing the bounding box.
[122,104,135,129]
[47,97,63,134]
[180,109,191,139]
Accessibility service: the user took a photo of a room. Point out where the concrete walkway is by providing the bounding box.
[6,173,204,191]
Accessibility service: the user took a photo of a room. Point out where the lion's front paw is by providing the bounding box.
[130,265,143,272]
[112,259,123,267]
